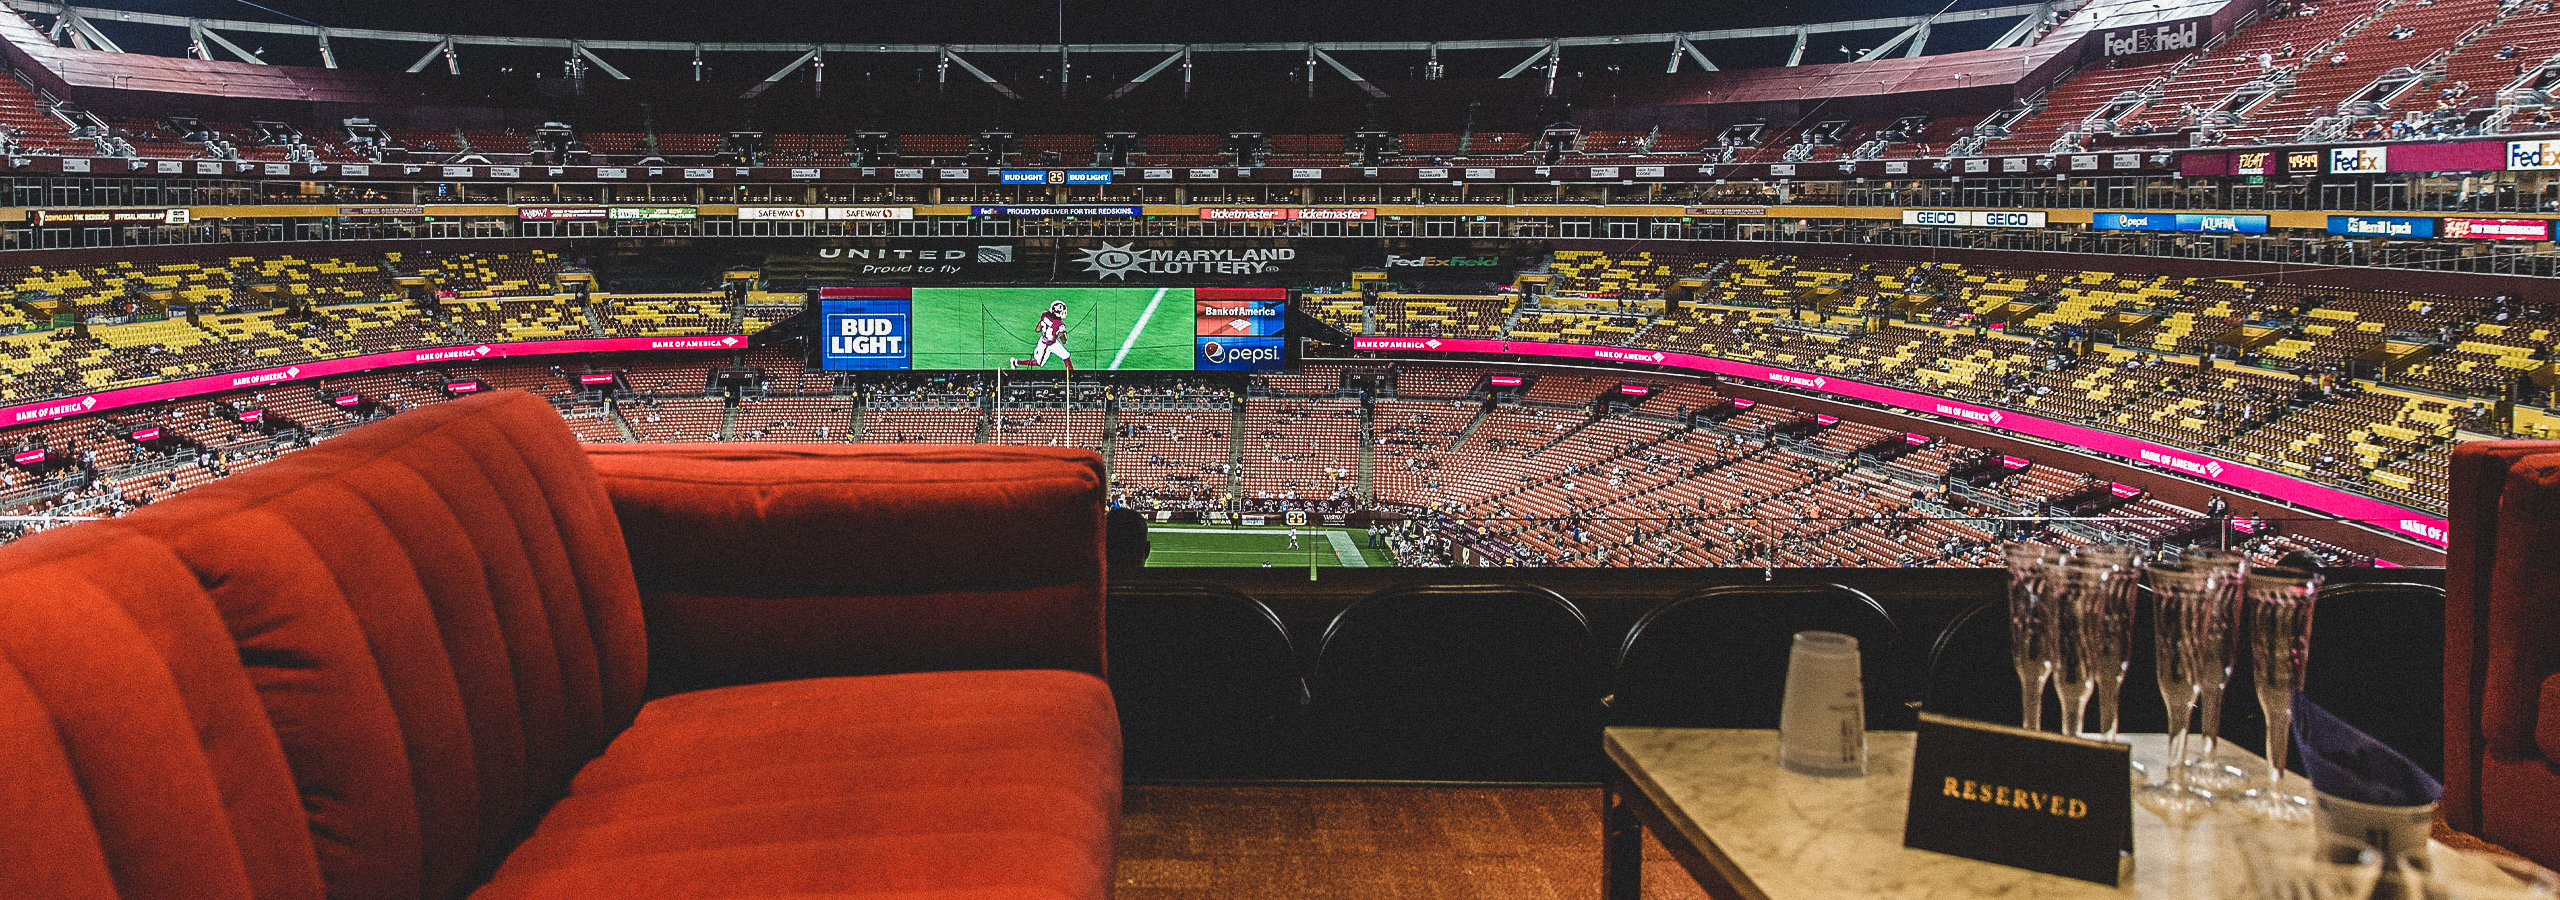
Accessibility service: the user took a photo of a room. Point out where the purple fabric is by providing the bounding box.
[2294,694,2443,807]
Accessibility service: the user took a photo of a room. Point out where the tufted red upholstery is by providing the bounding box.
[2444,440,2560,869]
[0,391,1117,900]
[586,444,1108,692]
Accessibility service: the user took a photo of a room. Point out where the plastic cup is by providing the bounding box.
[1778,630,1867,778]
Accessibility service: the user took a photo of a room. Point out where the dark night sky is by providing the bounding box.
[92,0,1983,45]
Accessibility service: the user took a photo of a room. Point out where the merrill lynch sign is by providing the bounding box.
[2098,19,2201,57]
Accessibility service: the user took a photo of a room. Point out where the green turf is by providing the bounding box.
[1142,526,1394,568]
[911,286,1198,371]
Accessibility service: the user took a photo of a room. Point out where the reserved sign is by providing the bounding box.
[1902,713,2132,885]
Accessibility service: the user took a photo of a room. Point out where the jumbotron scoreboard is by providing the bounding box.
[812,286,1287,372]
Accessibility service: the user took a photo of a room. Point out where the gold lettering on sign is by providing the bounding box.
[1943,777,2087,818]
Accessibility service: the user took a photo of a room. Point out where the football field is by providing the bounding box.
[1142,525,1394,568]
[910,286,1198,370]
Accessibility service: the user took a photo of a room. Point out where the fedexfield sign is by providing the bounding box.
[2098,19,2201,57]
[1384,254,1505,268]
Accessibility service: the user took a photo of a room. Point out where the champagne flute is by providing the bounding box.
[2004,542,2064,731]
[2181,548,2253,792]
[2239,565,2321,822]
[2136,560,2225,824]
[2043,559,2120,737]
[2070,544,2142,747]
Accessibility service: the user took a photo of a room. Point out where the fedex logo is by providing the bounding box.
[2509,140,2560,171]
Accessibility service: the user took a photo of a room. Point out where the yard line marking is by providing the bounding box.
[1110,287,1169,370]
[1324,529,1369,567]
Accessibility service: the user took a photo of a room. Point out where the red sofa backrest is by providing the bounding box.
[2444,439,2560,868]
[0,391,646,900]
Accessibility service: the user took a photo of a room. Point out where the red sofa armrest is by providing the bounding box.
[586,443,1106,694]
[2444,440,2560,836]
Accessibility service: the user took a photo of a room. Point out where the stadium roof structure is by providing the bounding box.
[10,0,2077,98]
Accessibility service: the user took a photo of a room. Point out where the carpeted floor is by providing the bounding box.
[1117,784,1714,900]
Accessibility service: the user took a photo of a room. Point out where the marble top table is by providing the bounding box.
[1603,728,2305,900]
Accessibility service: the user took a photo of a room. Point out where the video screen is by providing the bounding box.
[816,286,1285,371]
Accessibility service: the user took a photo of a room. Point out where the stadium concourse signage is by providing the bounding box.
[0,152,2184,189]
[517,206,608,221]
[1195,208,1377,221]
[999,169,1115,185]
[971,205,1144,217]
[2328,215,2437,238]
[736,206,915,221]
[0,334,747,428]
[513,206,697,221]
[610,206,698,220]
[2443,218,2554,240]
[2092,212,2270,233]
[28,209,190,225]
[2325,216,2553,240]
[1349,335,2449,547]
[1900,210,2048,228]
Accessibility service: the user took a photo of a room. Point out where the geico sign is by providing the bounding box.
[1899,209,2048,228]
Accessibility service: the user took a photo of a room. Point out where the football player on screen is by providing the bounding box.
[1010,300,1075,372]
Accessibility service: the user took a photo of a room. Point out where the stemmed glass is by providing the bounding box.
[2042,559,2130,738]
[2070,544,2142,746]
[2181,548,2253,792]
[2239,565,2320,821]
[2004,543,2064,731]
[2136,559,2228,824]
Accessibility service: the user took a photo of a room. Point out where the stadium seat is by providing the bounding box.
[2307,581,2447,777]
[1609,583,1907,729]
[1107,583,1307,778]
[1305,583,1602,780]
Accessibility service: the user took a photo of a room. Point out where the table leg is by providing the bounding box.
[1604,778,1643,900]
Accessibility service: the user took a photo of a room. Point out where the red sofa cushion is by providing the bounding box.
[0,393,1118,900]
[470,670,1119,900]
[587,444,1107,689]
[0,530,317,900]
[0,391,648,900]
[2447,441,2560,868]
[2541,672,2560,767]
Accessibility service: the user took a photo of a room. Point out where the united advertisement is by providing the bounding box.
[764,240,1343,288]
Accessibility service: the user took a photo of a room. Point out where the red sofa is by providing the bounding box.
[0,390,1119,900]
[2444,440,2560,868]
